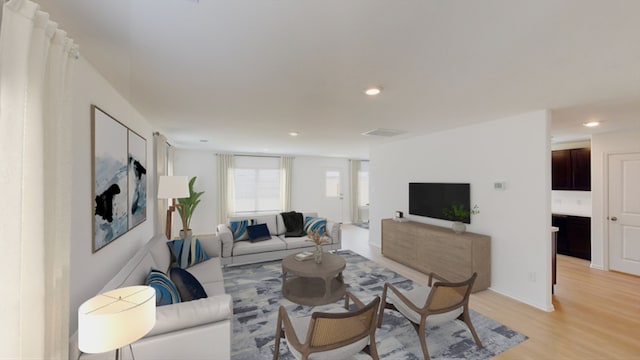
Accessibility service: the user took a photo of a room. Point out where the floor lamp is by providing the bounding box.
[157,175,190,240]
[78,286,156,360]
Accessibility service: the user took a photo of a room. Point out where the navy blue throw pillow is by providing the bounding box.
[247,223,271,242]
[169,267,208,302]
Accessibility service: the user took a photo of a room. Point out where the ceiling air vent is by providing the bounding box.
[361,128,406,137]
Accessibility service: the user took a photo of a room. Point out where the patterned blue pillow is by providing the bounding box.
[145,269,181,306]
[169,267,208,302]
[167,237,210,269]
[304,216,327,236]
[229,219,254,241]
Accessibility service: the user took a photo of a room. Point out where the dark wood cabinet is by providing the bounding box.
[551,148,590,191]
[552,150,572,190]
[552,214,591,260]
[571,148,591,190]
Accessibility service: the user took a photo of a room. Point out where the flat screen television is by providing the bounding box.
[409,183,471,224]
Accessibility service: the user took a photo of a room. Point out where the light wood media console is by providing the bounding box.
[381,218,491,292]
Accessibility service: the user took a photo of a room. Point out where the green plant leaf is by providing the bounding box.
[176,176,205,229]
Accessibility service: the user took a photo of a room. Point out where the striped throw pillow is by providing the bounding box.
[145,269,181,306]
[304,216,327,236]
[229,219,254,241]
[167,237,210,269]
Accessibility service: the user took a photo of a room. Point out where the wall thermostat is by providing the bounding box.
[494,182,506,190]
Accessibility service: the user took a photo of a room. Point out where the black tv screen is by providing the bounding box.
[409,183,471,224]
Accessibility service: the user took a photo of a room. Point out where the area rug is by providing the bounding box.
[223,250,527,359]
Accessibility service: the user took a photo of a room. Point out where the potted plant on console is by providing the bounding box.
[443,203,479,234]
[177,176,205,238]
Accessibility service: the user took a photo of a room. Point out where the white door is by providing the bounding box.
[324,168,346,223]
[608,152,640,276]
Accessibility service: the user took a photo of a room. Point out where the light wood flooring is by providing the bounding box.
[341,224,640,359]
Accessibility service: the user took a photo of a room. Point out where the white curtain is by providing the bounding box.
[0,1,77,359]
[217,153,234,224]
[280,156,293,212]
[154,132,169,235]
[349,159,361,223]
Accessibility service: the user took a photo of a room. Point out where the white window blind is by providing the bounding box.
[233,156,281,213]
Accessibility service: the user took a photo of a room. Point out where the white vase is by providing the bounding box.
[179,229,193,239]
[452,222,466,234]
[314,245,323,264]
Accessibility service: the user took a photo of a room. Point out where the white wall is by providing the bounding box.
[172,150,218,236]
[369,110,553,311]
[292,156,351,223]
[591,129,640,270]
[69,57,156,333]
[172,151,353,231]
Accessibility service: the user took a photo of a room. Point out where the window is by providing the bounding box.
[325,170,341,198]
[233,156,281,213]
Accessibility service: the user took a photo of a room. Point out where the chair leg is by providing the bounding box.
[273,312,283,360]
[460,309,483,348]
[418,321,431,360]
[367,333,380,360]
[377,284,388,328]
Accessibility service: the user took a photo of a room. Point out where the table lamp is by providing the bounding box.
[157,175,190,240]
[78,285,156,360]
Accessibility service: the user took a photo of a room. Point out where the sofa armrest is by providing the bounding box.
[147,294,233,337]
[216,224,234,258]
[327,220,341,245]
[196,233,222,258]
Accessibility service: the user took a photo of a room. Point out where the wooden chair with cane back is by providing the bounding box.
[377,272,482,360]
[273,291,380,360]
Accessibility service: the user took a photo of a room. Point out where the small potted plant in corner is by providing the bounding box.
[443,203,479,234]
[177,176,205,238]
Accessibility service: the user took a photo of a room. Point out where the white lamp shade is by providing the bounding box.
[157,175,190,199]
[78,286,156,354]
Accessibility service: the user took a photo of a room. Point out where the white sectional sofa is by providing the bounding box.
[70,233,233,360]
[216,212,341,265]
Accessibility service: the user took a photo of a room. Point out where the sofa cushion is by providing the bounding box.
[280,235,313,250]
[148,235,171,273]
[304,216,327,235]
[247,223,271,242]
[187,256,224,286]
[146,269,181,306]
[232,238,286,256]
[170,267,208,302]
[167,238,210,269]
[147,295,233,338]
[248,214,279,236]
[229,219,254,241]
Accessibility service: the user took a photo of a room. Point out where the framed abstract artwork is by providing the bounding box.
[92,105,147,252]
[128,130,147,229]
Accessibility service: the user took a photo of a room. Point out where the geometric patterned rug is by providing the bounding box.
[223,250,527,359]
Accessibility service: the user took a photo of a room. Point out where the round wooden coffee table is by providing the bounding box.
[281,252,346,306]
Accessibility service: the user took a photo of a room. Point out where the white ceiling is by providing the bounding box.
[36,0,640,158]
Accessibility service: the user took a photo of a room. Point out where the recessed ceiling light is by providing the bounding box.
[289,131,300,137]
[583,121,600,127]
[364,86,382,96]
